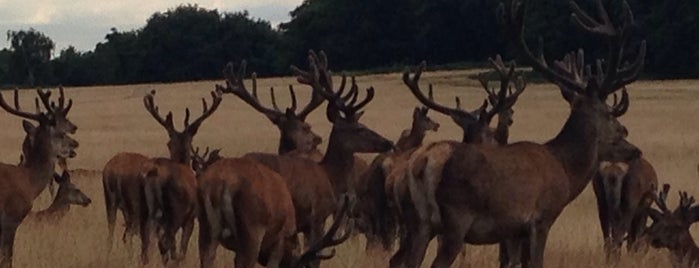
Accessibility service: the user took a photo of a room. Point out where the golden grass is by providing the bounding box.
[1,70,698,267]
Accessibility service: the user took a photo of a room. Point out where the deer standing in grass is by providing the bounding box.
[139,89,223,264]
[594,156,658,260]
[391,0,646,266]
[386,56,525,264]
[101,89,221,264]
[218,52,393,264]
[27,170,91,222]
[0,89,79,267]
[646,184,699,267]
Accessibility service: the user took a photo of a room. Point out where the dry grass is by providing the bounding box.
[1,70,698,267]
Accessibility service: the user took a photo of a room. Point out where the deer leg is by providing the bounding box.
[389,222,411,268]
[627,210,649,254]
[179,217,195,259]
[0,217,19,268]
[404,223,433,268]
[198,216,218,268]
[234,226,264,268]
[103,182,118,251]
[430,207,472,268]
[593,178,613,255]
[265,239,285,268]
[500,239,523,268]
[139,217,154,265]
[527,222,549,268]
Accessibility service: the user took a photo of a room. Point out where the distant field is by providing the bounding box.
[1,69,698,267]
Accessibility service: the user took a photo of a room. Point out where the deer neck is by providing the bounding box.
[23,130,58,199]
[278,133,297,155]
[34,199,71,220]
[396,127,426,152]
[320,134,356,196]
[545,107,599,202]
[494,120,510,146]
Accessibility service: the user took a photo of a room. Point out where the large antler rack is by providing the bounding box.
[498,0,646,100]
[477,55,527,124]
[0,89,48,122]
[294,195,353,268]
[403,61,487,123]
[143,88,223,135]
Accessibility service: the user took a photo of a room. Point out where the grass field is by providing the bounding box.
[1,69,698,267]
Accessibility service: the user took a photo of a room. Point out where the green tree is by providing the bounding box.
[6,28,55,86]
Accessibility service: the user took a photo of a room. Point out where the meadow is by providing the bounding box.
[1,68,698,267]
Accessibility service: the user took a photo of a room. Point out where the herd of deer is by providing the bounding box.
[0,0,698,267]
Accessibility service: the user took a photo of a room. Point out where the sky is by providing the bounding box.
[0,0,304,53]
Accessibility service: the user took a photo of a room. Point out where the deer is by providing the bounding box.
[391,0,646,267]
[18,88,76,196]
[384,55,525,265]
[356,105,440,250]
[138,88,223,264]
[27,170,91,222]
[101,88,222,264]
[0,89,79,267]
[593,155,658,260]
[196,152,354,268]
[218,51,393,264]
[646,184,699,267]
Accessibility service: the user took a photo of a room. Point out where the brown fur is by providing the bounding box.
[197,157,297,268]
[594,158,658,260]
[646,185,699,267]
[28,171,91,222]
[0,89,79,267]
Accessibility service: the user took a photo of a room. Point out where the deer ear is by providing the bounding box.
[22,120,36,135]
[54,170,69,183]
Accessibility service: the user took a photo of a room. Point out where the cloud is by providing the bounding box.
[0,0,302,51]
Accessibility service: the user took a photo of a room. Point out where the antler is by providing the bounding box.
[498,0,646,100]
[218,61,284,119]
[403,61,486,122]
[294,195,353,267]
[0,89,44,121]
[291,50,332,120]
[183,89,223,134]
[37,87,73,116]
[477,55,527,123]
[143,90,176,134]
[609,88,629,117]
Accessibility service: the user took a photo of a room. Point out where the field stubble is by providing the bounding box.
[1,70,698,267]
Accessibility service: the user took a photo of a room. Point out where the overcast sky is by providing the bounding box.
[0,0,304,53]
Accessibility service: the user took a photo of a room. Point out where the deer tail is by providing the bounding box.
[221,182,238,240]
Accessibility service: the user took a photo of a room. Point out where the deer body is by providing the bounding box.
[102,152,150,245]
[197,157,297,268]
[594,157,657,258]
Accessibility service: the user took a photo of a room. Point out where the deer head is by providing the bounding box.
[0,89,79,165]
[53,170,92,207]
[499,0,644,161]
[301,50,394,154]
[412,107,440,134]
[646,184,699,251]
[143,89,222,164]
[404,55,525,145]
[191,146,222,177]
[219,60,324,155]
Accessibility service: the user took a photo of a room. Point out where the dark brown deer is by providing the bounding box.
[196,154,353,268]
[593,156,657,260]
[218,52,393,264]
[646,184,699,267]
[0,89,79,267]
[139,89,223,264]
[391,0,646,266]
[27,170,91,222]
[357,106,440,249]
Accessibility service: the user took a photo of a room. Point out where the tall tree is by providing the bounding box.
[6,28,55,86]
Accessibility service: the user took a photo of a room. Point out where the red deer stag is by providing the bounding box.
[0,89,79,267]
[218,51,393,262]
[646,184,699,267]
[392,0,646,266]
[27,170,91,222]
[594,156,657,260]
[218,60,324,160]
[139,89,223,264]
[196,153,354,268]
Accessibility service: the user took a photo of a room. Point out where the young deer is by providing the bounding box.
[392,0,645,267]
[28,170,91,222]
[594,156,658,260]
[219,52,393,266]
[647,184,699,267]
[0,89,79,267]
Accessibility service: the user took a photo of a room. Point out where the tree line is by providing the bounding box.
[1,0,696,88]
